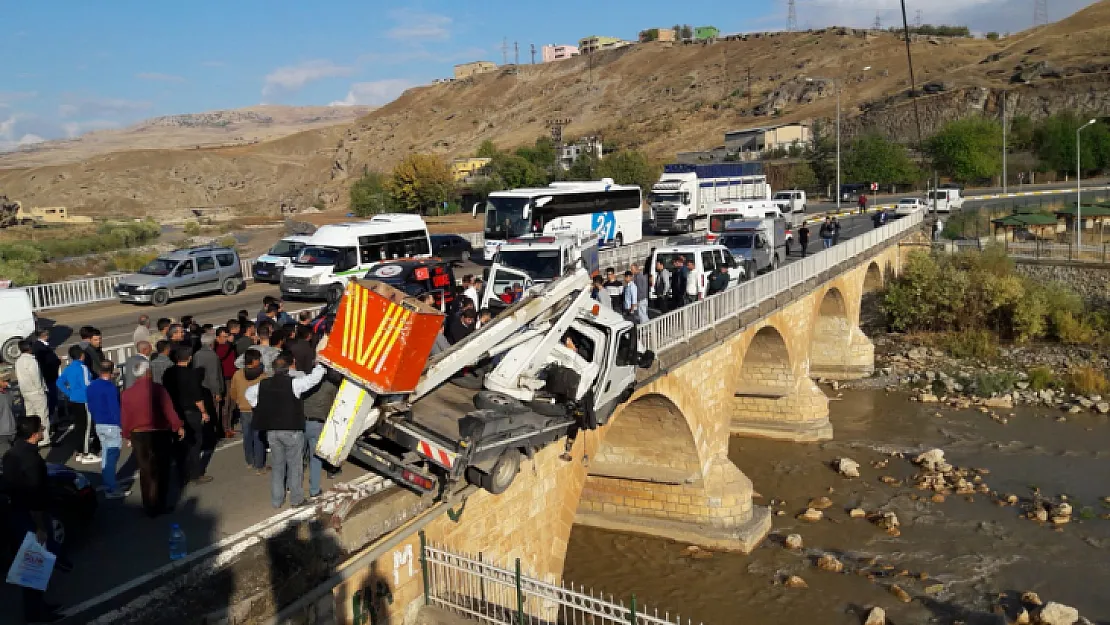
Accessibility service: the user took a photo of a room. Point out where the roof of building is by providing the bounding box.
[1054,204,1110,217]
[991,213,1060,227]
[725,123,809,136]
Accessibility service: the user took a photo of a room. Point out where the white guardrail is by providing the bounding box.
[637,210,924,354]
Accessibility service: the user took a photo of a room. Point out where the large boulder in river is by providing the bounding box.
[1036,602,1080,625]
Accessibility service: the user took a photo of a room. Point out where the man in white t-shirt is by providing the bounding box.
[684,259,701,305]
[461,274,480,310]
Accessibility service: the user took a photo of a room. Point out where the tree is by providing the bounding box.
[640,28,659,42]
[782,162,818,190]
[514,136,558,171]
[806,119,837,191]
[475,139,500,159]
[349,171,394,217]
[597,150,661,194]
[843,133,919,185]
[681,24,694,40]
[489,152,547,188]
[985,31,1000,40]
[388,154,456,214]
[565,153,599,181]
[1009,115,1035,151]
[1033,113,1110,175]
[926,117,1003,183]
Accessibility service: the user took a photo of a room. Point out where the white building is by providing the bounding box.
[559,137,604,170]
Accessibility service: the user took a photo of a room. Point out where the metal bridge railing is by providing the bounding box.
[934,238,1110,263]
[636,210,924,354]
[422,538,701,625]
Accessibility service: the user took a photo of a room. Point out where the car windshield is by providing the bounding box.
[138,258,178,276]
[773,193,793,200]
[899,199,917,205]
[497,250,561,280]
[269,240,305,257]
[720,234,754,249]
[295,246,340,266]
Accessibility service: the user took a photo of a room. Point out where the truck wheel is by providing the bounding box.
[474,391,528,415]
[2,337,20,364]
[474,449,521,495]
[151,289,170,307]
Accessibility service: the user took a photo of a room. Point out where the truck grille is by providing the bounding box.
[283,276,309,286]
[654,208,678,231]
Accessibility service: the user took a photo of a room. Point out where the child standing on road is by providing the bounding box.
[88,360,129,499]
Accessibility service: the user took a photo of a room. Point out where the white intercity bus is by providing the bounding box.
[474,179,643,260]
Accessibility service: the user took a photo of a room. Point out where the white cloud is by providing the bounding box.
[329,79,415,107]
[0,114,49,151]
[262,60,354,99]
[386,9,452,41]
[136,72,186,83]
[61,120,120,138]
[58,95,151,119]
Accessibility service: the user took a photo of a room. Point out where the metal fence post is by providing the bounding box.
[630,594,638,625]
[418,531,429,606]
[515,558,524,625]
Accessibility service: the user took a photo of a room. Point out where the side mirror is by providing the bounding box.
[637,350,655,369]
[471,202,480,217]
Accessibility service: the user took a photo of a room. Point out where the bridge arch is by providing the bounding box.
[863,261,884,293]
[736,325,795,395]
[591,393,704,484]
[809,287,853,379]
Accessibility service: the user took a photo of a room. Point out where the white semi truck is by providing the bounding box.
[648,163,771,235]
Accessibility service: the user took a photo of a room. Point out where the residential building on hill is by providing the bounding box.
[454,61,497,79]
[578,36,632,54]
[541,44,579,62]
[639,28,676,43]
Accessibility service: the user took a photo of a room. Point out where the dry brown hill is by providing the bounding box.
[2,1,1109,220]
[0,104,372,169]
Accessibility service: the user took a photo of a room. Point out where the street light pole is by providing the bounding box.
[1077,119,1097,250]
[1001,91,1007,194]
[836,84,841,212]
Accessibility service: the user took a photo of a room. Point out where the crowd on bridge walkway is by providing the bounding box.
[1,295,347,622]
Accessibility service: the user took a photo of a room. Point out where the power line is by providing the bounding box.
[530,43,536,65]
[787,0,797,32]
[501,37,509,65]
[514,41,519,66]
[914,10,922,28]
[899,0,923,148]
[873,11,882,30]
[1033,0,1049,27]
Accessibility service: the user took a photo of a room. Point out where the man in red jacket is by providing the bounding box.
[121,360,185,517]
[213,327,239,439]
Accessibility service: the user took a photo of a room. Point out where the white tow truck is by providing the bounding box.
[315,268,655,496]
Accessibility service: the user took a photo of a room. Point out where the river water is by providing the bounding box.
[563,389,1110,624]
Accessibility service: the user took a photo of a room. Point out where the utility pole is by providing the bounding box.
[514,41,519,66]
[787,0,797,32]
[873,12,882,30]
[530,43,536,65]
[501,38,509,65]
[914,10,922,28]
[746,65,753,110]
[1034,0,1049,27]
[1001,90,1007,194]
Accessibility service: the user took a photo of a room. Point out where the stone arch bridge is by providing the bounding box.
[340,221,925,623]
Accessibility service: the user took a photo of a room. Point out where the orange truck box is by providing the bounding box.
[318,279,445,395]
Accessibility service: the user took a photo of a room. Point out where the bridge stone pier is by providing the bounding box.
[334,226,922,625]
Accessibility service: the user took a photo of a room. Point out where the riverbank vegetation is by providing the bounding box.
[0,220,161,285]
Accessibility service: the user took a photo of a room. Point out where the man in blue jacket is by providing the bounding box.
[87,360,129,499]
[58,345,98,465]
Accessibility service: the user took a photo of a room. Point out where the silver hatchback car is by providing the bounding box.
[116,245,243,306]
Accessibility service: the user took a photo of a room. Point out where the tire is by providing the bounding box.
[221,277,238,296]
[471,449,521,495]
[151,289,170,307]
[2,337,20,364]
[474,391,529,415]
[460,249,471,263]
[327,284,345,304]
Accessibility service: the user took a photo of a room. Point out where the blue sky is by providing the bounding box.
[0,0,1096,150]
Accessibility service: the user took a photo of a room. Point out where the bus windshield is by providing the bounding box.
[497,250,561,280]
[483,197,533,241]
[296,246,340,266]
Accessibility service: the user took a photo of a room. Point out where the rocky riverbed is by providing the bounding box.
[563,387,1110,625]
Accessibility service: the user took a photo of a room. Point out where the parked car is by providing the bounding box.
[0,462,98,551]
[115,245,244,307]
[364,258,461,315]
[252,235,311,284]
[895,197,928,216]
[431,234,475,263]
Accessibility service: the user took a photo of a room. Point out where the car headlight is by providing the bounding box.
[72,474,90,489]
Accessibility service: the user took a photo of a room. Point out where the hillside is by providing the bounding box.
[2,1,1110,220]
[0,105,373,168]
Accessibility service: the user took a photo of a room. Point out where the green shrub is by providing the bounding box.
[0,259,39,285]
[1027,366,1059,391]
[973,371,1019,397]
[1052,310,1099,345]
[1065,366,1109,396]
[183,221,202,236]
[940,329,998,361]
[108,251,159,273]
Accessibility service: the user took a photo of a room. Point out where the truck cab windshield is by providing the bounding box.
[497,250,561,280]
[720,234,754,249]
[296,246,341,266]
[483,197,532,240]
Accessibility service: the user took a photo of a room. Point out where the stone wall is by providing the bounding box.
[1013,260,1110,307]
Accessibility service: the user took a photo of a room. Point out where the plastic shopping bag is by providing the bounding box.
[5,532,56,591]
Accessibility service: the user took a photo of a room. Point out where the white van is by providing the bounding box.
[0,289,35,364]
[280,214,431,301]
[648,244,745,309]
[928,188,964,213]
